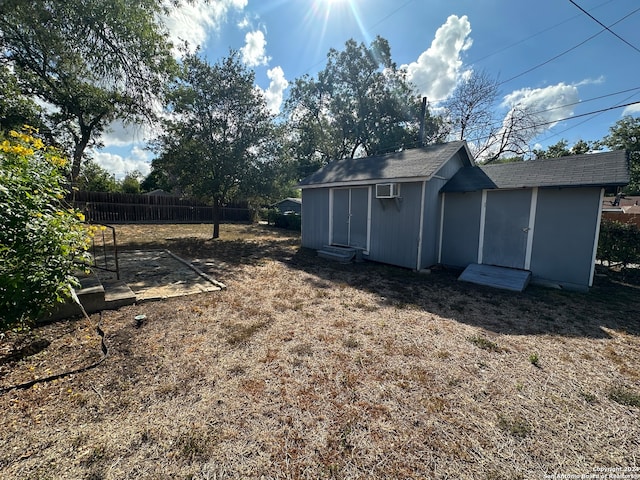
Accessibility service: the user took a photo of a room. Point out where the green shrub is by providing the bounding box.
[0,127,91,330]
[598,219,640,268]
[267,209,301,231]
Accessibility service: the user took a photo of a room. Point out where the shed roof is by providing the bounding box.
[441,150,629,193]
[297,141,473,188]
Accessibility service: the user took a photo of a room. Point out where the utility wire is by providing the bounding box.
[569,0,640,55]
[536,90,640,144]
[468,0,614,65]
[498,6,640,86]
[466,100,640,144]
[448,86,640,140]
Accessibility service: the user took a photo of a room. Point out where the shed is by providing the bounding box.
[298,141,474,270]
[299,142,629,291]
[439,150,629,291]
[271,197,302,215]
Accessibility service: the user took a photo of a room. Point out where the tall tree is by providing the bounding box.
[0,0,176,181]
[284,36,444,176]
[601,115,640,194]
[0,65,44,133]
[443,69,543,162]
[152,52,274,238]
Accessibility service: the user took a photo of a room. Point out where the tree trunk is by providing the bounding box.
[212,198,221,239]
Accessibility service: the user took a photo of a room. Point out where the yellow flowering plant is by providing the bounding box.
[0,126,92,330]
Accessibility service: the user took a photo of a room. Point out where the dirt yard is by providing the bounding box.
[1,223,639,479]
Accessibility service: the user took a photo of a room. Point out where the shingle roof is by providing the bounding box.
[441,150,629,193]
[297,141,473,187]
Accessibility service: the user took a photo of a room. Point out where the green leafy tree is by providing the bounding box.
[284,36,444,177]
[141,167,173,193]
[0,0,176,182]
[601,116,640,194]
[119,171,142,194]
[75,159,119,192]
[0,65,44,133]
[533,139,593,160]
[153,52,274,238]
[0,128,91,330]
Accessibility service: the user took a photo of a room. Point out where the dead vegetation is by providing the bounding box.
[1,223,640,479]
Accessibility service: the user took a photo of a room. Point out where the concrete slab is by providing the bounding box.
[96,249,223,302]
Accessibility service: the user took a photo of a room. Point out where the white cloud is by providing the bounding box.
[241,30,270,67]
[402,15,473,102]
[101,120,149,148]
[502,82,580,128]
[622,103,640,116]
[162,0,248,55]
[263,66,289,115]
[92,147,152,180]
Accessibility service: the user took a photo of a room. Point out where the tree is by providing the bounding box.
[284,36,444,176]
[533,139,593,159]
[600,115,640,194]
[120,171,142,194]
[0,0,176,182]
[0,65,44,133]
[75,159,119,192]
[153,52,274,238]
[443,69,543,162]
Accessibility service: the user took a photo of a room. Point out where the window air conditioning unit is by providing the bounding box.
[375,183,400,199]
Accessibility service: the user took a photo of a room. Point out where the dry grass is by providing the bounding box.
[2,223,640,479]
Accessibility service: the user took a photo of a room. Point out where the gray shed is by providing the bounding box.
[439,150,629,291]
[272,197,302,215]
[298,141,474,270]
[298,141,629,291]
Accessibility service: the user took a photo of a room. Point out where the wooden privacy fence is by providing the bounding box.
[70,191,252,224]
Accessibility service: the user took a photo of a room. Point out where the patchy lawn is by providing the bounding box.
[1,223,639,479]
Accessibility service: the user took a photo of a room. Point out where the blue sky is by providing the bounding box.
[96,0,640,178]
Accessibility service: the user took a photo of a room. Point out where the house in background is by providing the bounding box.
[298,142,629,291]
[271,197,302,215]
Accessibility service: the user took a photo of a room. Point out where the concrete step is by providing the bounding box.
[40,273,137,323]
[458,263,532,292]
[103,280,137,310]
[41,273,106,322]
[318,245,357,263]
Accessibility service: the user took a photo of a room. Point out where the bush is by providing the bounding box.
[264,208,301,231]
[0,127,91,330]
[597,219,640,268]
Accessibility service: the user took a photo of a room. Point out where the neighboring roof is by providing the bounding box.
[273,197,302,205]
[441,150,629,193]
[297,141,473,188]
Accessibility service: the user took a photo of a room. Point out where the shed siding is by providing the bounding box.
[530,187,601,289]
[440,191,482,267]
[420,153,467,268]
[301,188,329,250]
[368,182,422,269]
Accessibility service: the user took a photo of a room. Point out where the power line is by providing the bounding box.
[448,86,640,140]
[536,90,640,144]
[569,0,640,55]
[467,100,640,144]
[498,6,640,86]
[468,0,615,65]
